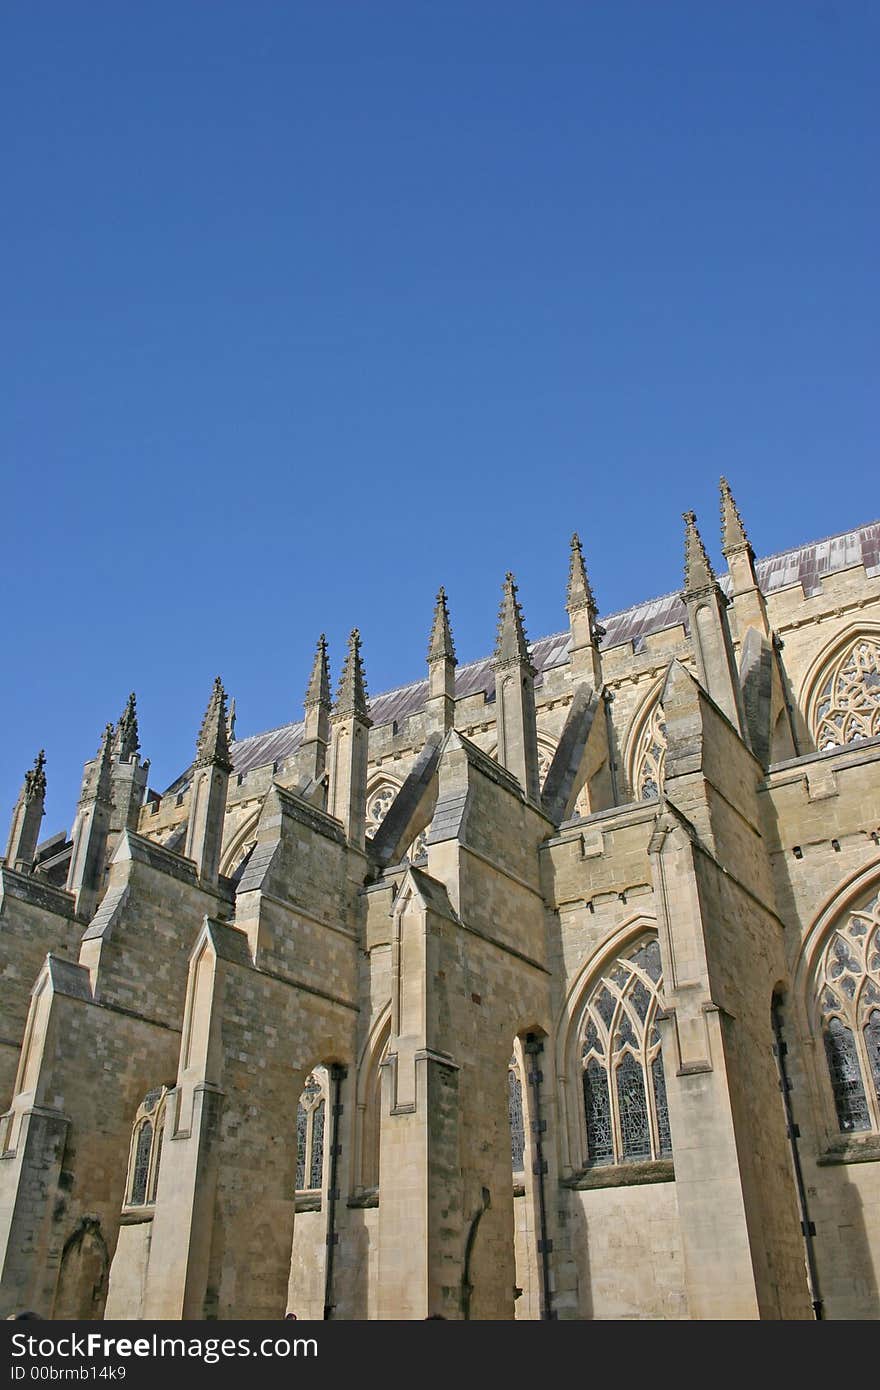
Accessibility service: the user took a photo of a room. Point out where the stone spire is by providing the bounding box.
[566,534,599,622]
[720,477,752,559]
[4,751,47,872]
[66,724,115,918]
[329,629,372,848]
[428,588,456,665]
[109,693,150,845]
[185,679,233,886]
[680,510,746,738]
[113,693,140,761]
[718,477,769,639]
[334,629,370,720]
[494,573,533,669]
[227,697,237,745]
[426,589,457,733]
[300,634,332,787]
[493,573,540,801]
[566,534,604,685]
[305,634,332,711]
[683,511,716,594]
[194,677,234,773]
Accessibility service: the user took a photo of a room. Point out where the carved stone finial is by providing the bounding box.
[227,697,237,744]
[24,750,47,804]
[334,629,371,721]
[194,677,234,772]
[113,692,140,760]
[427,588,457,666]
[720,477,752,557]
[494,572,533,668]
[682,511,716,593]
[304,634,332,710]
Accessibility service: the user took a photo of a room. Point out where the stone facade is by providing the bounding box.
[1,486,879,1320]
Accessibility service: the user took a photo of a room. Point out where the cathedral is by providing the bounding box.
[1,481,878,1321]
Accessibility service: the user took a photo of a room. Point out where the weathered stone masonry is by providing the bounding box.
[1,485,879,1319]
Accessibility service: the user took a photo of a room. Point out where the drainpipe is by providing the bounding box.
[524,1034,554,1320]
[771,1001,823,1319]
[323,1063,346,1319]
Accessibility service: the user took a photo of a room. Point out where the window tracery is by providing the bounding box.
[811,637,880,752]
[814,886,880,1134]
[578,937,672,1166]
[295,1070,327,1192]
[365,779,429,861]
[632,701,666,801]
[365,783,397,838]
[124,1087,168,1209]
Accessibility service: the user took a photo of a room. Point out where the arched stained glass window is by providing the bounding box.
[508,1056,525,1174]
[632,700,667,801]
[295,1070,327,1193]
[815,886,880,1134]
[130,1121,152,1206]
[810,636,880,752]
[124,1086,169,1210]
[578,937,672,1166]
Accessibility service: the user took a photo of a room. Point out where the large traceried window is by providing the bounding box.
[810,636,880,752]
[815,886,880,1134]
[295,1070,327,1193]
[124,1087,168,1209]
[578,938,672,1167]
[631,700,667,801]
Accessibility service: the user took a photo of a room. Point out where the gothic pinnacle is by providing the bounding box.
[494,572,533,668]
[682,511,716,593]
[304,634,332,710]
[334,629,371,721]
[194,677,234,772]
[113,692,140,761]
[24,750,47,803]
[92,723,115,802]
[566,533,605,642]
[720,477,752,557]
[427,588,457,666]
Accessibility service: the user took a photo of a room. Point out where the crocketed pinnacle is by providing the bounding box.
[720,477,752,557]
[334,629,371,721]
[113,692,140,760]
[682,511,716,593]
[89,724,115,803]
[227,697,237,744]
[494,572,533,668]
[304,634,332,710]
[23,750,47,804]
[427,588,457,666]
[194,677,234,771]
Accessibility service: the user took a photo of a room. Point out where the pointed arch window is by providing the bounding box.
[578,937,672,1166]
[814,887,880,1134]
[124,1087,169,1209]
[295,1070,327,1193]
[810,636,880,752]
[632,701,667,801]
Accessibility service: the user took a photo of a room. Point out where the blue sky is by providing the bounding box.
[1,1,877,835]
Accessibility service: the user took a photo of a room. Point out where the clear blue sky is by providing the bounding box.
[1,1,877,836]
